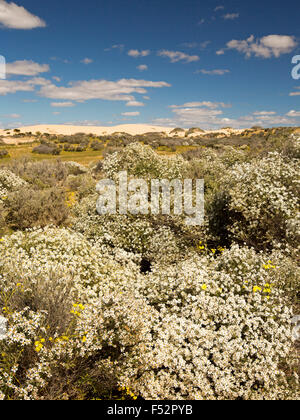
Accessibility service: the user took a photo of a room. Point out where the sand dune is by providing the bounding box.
[0,124,176,137]
[0,124,256,140]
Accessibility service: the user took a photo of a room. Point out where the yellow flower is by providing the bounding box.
[82,336,87,343]
[201,284,207,291]
[263,261,276,270]
[253,286,262,293]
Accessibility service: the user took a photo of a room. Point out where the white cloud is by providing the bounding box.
[126,100,145,107]
[52,112,60,115]
[52,76,61,82]
[155,102,298,129]
[181,41,210,50]
[64,120,102,126]
[81,58,93,64]
[128,49,150,58]
[286,110,300,117]
[137,64,148,71]
[198,19,205,25]
[253,111,277,116]
[226,35,297,58]
[216,49,225,55]
[6,60,49,76]
[289,91,300,96]
[158,50,199,63]
[51,102,75,107]
[223,13,239,20]
[121,111,140,116]
[0,79,36,95]
[200,41,211,49]
[0,0,46,29]
[38,78,170,102]
[196,69,230,75]
[181,42,198,49]
[170,101,231,109]
[214,6,224,11]
[4,113,20,118]
[104,44,124,52]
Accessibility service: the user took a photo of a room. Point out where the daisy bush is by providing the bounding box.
[209,151,300,252]
[0,169,28,202]
[0,137,299,400]
[102,142,185,180]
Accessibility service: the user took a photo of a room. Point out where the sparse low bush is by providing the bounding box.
[32,144,61,155]
[5,158,68,188]
[3,187,69,229]
[0,150,9,159]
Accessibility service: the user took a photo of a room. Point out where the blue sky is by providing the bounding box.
[0,0,299,129]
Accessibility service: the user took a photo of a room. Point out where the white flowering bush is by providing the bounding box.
[0,227,298,400]
[64,161,89,175]
[0,169,28,202]
[102,142,185,180]
[0,141,299,400]
[211,152,300,251]
[72,194,190,264]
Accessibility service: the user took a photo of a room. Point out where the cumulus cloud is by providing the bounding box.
[3,113,20,118]
[51,102,75,107]
[170,101,231,109]
[128,49,150,58]
[0,0,46,29]
[81,58,93,64]
[181,41,211,50]
[195,69,230,75]
[137,64,148,71]
[286,110,300,117]
[154,102,299,129]
[6,60,49,76]
[223,13,239,20]
[253,111,277,116]
[225,35,297,58]
[158,50,199,63]
[121,111,140,116]
[64,120,102,126]
[38,78,170,103]
[181,42,198,49]
[0,79,37,95]
[104,44,124,52]
[126,100,145,107]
